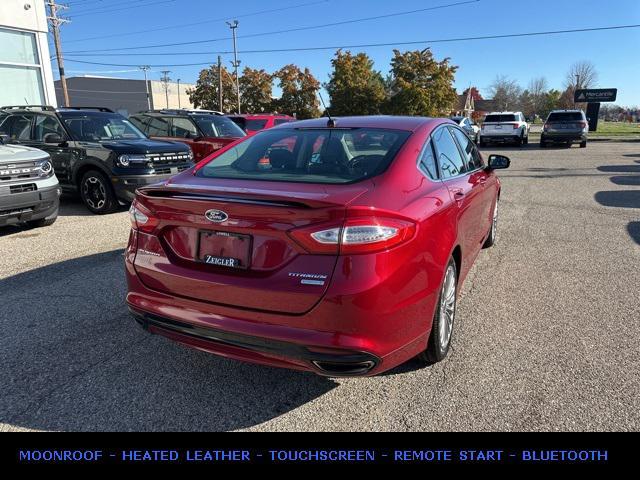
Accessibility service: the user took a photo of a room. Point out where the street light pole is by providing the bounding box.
[177,79,181,109]
[226,20,241,114]
[140,66,151,109]
[160,70,171,109]
[46,0,70,107]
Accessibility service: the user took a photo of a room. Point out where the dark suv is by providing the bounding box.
[0,106,193,213]
[540,110,589,148]
[129,109,245,162]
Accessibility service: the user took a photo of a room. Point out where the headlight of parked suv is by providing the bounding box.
[38,159,53,177]
[187,149,194,161]
[117,154,148,167]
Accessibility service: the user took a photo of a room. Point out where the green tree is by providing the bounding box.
[541,89,562,118]
[325,50,386,115]
[186,65,236,112]
[272,65,321,119]
[239,67,273,113]
[383,49,458,116]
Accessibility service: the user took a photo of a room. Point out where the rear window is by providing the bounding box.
[484,114,517,122]
[547,112,584,122]
[196,128,411,184]
[274,118,292,126]
[193,115,246,138]
[244,119,268,131]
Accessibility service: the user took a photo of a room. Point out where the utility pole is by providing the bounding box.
[160,70,171,108]
[177,79,181,108]
[46,0,70,107]
[226,20,241,114]
[217,55,223,112]
[140,66,151,109]
[574,74,580,108]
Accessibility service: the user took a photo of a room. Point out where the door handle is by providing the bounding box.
[451,188,465,201]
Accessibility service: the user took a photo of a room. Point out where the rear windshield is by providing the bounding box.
[547,112,584,122]
[196,128,411,184]
[484,114,517,123]
[244,119,268,131]
[193,115,246,138]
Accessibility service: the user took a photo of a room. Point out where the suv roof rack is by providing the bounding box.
[57,106,114,113]
[0,105,56,111]
[139,109,223,115]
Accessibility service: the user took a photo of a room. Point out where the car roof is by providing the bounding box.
[549,109,584,113]
[277,115,438,132]
[227,113,293,119]
[485,111,521,115]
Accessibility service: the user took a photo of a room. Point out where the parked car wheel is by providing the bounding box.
[80,170,117,214]
[540,140,547,148]
[483,200,498,249]
[580,140,587,148]
[418,257,458,364]
[479,138,486,148]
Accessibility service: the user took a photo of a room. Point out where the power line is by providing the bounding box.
[64,0,329,44]
[69,0,176,18]
[65,0,479,53]
[62,23,640,66]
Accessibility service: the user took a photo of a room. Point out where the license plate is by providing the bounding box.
[198,231,251,269]
[494,125,502,129]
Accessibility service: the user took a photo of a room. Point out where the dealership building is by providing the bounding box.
[0,0,57,107]
[54,76,196,117]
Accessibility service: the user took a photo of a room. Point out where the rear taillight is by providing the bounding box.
[289,216,416,255]
[512,123,520,129]
[579,121,588,128]
[129,200,159,233]
[544,123,550,131]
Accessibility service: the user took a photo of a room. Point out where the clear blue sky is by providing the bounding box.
[54,0,640,106]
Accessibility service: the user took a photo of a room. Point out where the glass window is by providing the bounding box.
[274,118,292,126]
[146,116,170,136]
[170,117,198,138]
[0,28,39,64]
[547,112,584,122]
[484,114,517,123]
[0,65,45,106]
[128,116,148,133]
[197,128,411,184]
[432,127,466,179]
[34,114,66,142]
[244,119,268,132]
[0,113,32,140]
[451,127,483,171]
[193,115,246,138]
[60,113,146,141]
[418,140,438,180]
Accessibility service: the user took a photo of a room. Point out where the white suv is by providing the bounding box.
[479,111,529,147]
[0,136,60,228]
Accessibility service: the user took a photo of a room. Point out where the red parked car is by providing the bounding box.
[226,113,295,135]
[125,116,509,376]
[129,110,246,162]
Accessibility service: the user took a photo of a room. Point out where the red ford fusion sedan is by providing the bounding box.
[125,116,510,376]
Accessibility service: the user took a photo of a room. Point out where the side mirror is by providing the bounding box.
[488,154,510,170]
[44,133,64,144]
[0,134,9,144]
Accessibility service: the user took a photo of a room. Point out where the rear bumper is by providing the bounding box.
[0,182,60,226]
[125,251,435,376]
[541,132,587,143]
[129,306,380,376]
[480,134,521,143]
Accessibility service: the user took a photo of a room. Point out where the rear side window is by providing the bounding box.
[418,140,438,180]
[485,114,517,122]
[197,128,410,184]
[0,114,32,140]
[432,127,466,179]
[129,116,148,133]
[450,127,483,171]
[146,116,170,136]
[547,112,584,122]
[244,119,268,131]
[171,117,198,138]
[274,118,291,126]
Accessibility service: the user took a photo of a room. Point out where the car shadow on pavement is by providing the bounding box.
[58,195,129,217]
[628,222,640,246]
[594,191,640,209]
[0,250,337,431]
[610,175,640,186]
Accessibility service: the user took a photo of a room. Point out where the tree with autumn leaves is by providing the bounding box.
[188,47,459,118]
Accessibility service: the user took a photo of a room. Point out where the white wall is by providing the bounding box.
[0,0,57,106]
[150,80,195,110]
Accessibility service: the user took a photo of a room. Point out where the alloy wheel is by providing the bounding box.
[83,176,106,210]
[438,264,457,350]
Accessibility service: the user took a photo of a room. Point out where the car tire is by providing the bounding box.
[580,140,587,148]
[479,138,485,148]
[418,257,457,364]
[523,133,529,145]
[483,200,498,249]
[26,215,57,228]
[516,135,523,147]
[540,140,547,148]
[80,170,117,214]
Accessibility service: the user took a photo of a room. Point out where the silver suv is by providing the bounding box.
[540,110,588,148]
[0,136,60,228]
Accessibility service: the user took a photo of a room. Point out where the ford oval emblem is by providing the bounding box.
[204,209,228,223]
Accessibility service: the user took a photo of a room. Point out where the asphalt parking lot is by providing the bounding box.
[1,141,639,432]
